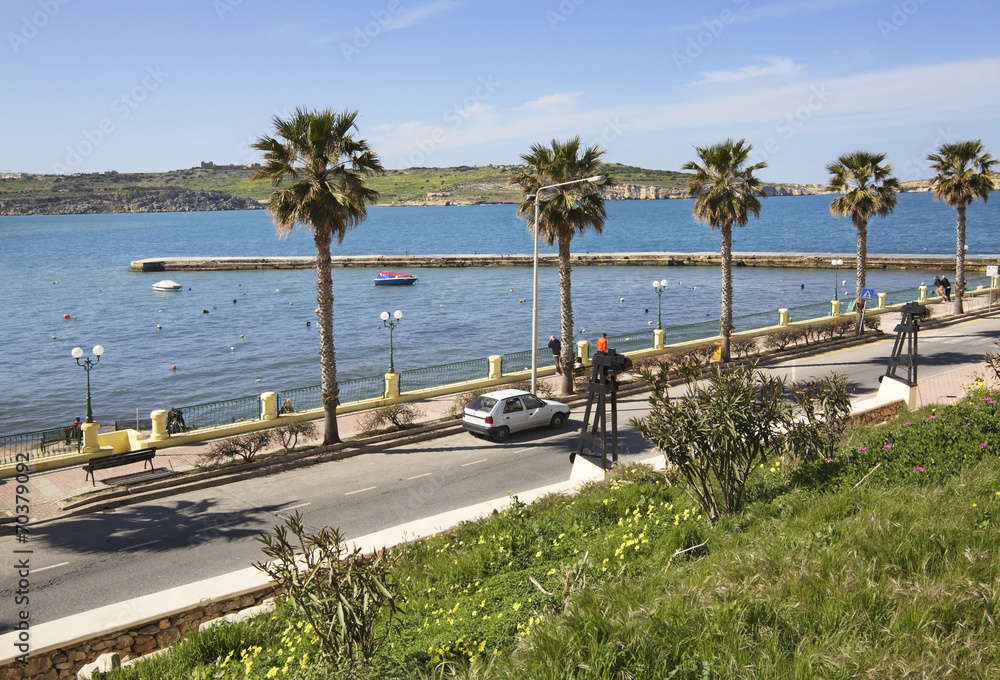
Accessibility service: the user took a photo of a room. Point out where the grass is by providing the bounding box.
[104,390,1000,679]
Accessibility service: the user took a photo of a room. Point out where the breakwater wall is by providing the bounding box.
[130,253,999,272]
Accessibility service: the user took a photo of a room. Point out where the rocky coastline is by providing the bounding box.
[0,189,263,216]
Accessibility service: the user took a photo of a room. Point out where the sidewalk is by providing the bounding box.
[3,297,995,525]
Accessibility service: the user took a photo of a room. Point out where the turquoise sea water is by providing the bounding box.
[1,193,997,434]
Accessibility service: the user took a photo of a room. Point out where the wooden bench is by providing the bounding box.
[83,447,157,486]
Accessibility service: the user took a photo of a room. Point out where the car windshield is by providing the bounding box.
[468,396,498,412]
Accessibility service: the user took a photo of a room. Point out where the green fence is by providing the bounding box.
[593,330,655,354]
[278,375,385,413]
[400,358,490,393]
[501,348,554,374]
[1,427,80,465]
[173,395,261,432]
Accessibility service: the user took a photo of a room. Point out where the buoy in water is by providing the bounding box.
[172,365,177,371]
[157,324,162,330]
[519,299,524,303]
[620,298,625,303]
[233,299,237,303]
[52,335,57,339]
[203,309,209,314]
[240,334,244,338]
[306,321,311,327]
[63,314,69,319]
[231,347,235,351]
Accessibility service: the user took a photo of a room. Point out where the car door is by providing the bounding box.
[520,394,550,430]
[499,396,529,432]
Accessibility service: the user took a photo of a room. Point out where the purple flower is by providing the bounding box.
[903,422,913,426]
[965,424,971,428]
[914,467,925,472]
[858,447,869,452]
[882,444,893,450]
[928,415,937,419]
[980,443,988,448]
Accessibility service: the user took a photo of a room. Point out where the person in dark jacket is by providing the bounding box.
[548,335,562,374]
[940,276,952,301]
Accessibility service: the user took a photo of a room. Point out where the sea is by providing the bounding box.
[1,192,998,435]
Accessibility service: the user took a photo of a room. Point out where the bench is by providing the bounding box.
[83,447,157,486]
[41,428,81,451]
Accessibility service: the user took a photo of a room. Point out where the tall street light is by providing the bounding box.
[72,345,104,423]
[530,174,607,394]
[652,279,668,330]
[380,310,403,373]
[831,259,844,301]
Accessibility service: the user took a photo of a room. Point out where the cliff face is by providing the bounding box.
[0,189,263,216]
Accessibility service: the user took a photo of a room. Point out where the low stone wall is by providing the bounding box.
[0,587,277,680]
[847,398,905,427]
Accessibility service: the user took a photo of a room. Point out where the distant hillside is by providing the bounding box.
[0,163,941,216]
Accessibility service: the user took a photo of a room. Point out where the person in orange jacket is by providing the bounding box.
[596,333,608,352]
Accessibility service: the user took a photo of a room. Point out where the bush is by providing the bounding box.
[276,419,317,451]
[763,328,799,351]
[205,429,273,463]
[357,404,423,436]
[729,337,758,359]
[255,512,404,665]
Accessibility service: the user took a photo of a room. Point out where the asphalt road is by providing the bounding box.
[4,314,999,627]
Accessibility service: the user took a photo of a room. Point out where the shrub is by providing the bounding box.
[763,328,798,351]
[255,512,404,665]
[357,404,423,436]
[276,419,317,451]
[205,429,273,463]
[729,337,758,359]
[863,314,882,332]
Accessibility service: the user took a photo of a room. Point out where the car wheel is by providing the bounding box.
[549,413,566,429]
[492,426,510,443]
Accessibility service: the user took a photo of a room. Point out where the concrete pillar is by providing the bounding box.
[919,285,928,302]
[778,308,789,326]
[384,372,400,398]
[653,328,665,349]
[576,340,591,366]
[150,409,168,441]
[260,392,277,421]
[488,355,502,379]
[830,300,842,317]
[81,421,100,453]
[992,275,999,289]
[876,292,887,309]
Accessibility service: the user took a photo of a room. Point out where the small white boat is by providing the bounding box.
[152,279,182,291]
[374,270,418,286]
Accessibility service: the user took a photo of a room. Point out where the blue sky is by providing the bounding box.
[2,0,998,182]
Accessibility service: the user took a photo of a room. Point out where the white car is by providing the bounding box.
[462,389,570,442]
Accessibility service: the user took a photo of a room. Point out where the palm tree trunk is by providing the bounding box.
[314,230,341,445]
[855,220,867,331]
[557,231,574,396]
[954,203,967,314]
[720,224,733,362]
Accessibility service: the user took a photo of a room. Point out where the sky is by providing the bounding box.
[2,0,999,183]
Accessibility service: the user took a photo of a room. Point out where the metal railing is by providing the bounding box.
[501,348,553,374]
[340,375,385,403]
[1,427,80,465]
[172,395,261,432]
[400,358,490,393]
[595,330,655,354]
[277,384,321,414]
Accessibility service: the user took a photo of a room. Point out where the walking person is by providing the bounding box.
[547,335,562,374]
[596,333,608,353]
[933,275,944,299]
[941,275,952,302]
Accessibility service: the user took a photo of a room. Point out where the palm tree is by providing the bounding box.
[252,108,383,445]
[927,140,997,314]
[511,137,608,396]
[682,138,767,363]
[826,151,899,329]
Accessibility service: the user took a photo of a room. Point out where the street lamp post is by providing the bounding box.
[831,259,844,301]
[530,174,607,394]
[380,310,403,374]
[72,345,104,423]
[652,279,668,330]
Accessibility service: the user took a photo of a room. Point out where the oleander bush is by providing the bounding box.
[358,403,423,435]
[204,429,274,463]
[276,419,318,451]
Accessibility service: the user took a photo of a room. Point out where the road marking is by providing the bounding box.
[278,502,311,513]
[407,472,432,480]
[195,520,242,533]
[118,539,160,552]
[460,458,488,467]
[345,486,377,496]
[34,562,70,573]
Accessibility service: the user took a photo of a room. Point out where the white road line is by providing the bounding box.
[460,458,488,467]
[33,562,70,573]
[277,502,311,513]
[195,520,242,533]
[117,539,160,552]
[345,486,377,496]
[407,473,432,480]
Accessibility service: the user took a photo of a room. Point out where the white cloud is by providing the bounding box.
[690,57,804,85]
[388,0,462,30]
[665,0,876,34]
[519,92,584,110]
